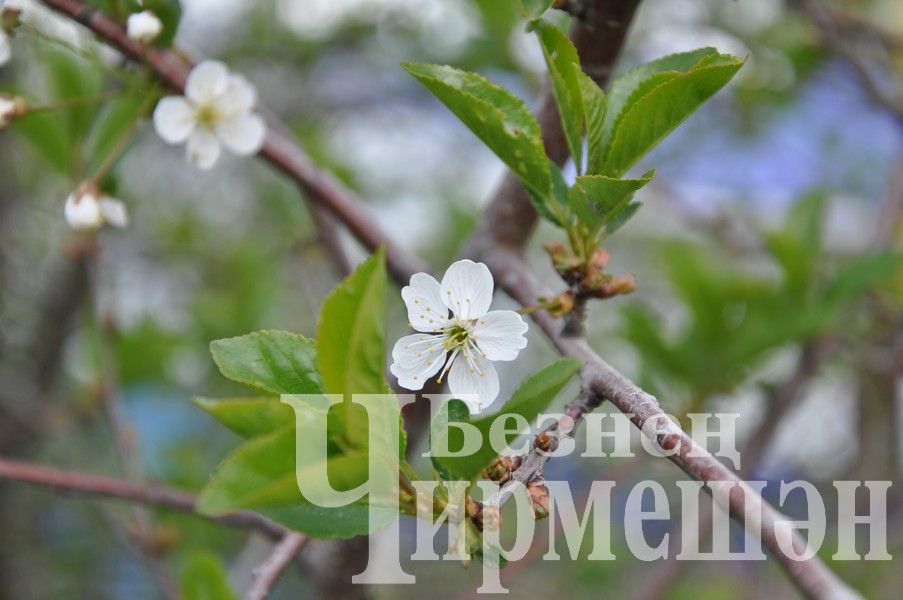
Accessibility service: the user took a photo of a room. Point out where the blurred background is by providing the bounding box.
[0,0,901,598]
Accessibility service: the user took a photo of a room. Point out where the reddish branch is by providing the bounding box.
[32,1,860,598]
[636,339,835,600]
[0,457,290,541]
[37,0,425,285]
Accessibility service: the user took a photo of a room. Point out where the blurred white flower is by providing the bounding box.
[0,29,10,66]
[64,187,129,231]
[127,10,163,44]
[0,95,21,127]
[390,259,528,413]
[152,60,266,170]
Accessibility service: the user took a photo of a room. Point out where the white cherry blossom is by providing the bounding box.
[64,187,129,231]
[390,259,528,413]
[127,10,163,44]
[152,60,266,170]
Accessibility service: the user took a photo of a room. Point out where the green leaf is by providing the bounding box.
[210,330,323,395]
[534,20,583,170]
[578,72,607,175]
[86,94,146,172]
[197,425,395,538]
[546,162,571,226]
[605,201,643,236]
[432,358,580,481]
[43,47,103,144]
[403,63,551,205]
[180,552,235,600]
[194,397,294,439]
[316,249,389,397]
[11,111,71,173]
[317,249,397,451]
[599,49,717,153]
[600,49,744,176]
[520,0,554,19]
[765,192,828,299]
[569,170,655,234]
[825,252,902,304]
[429,398,472,481]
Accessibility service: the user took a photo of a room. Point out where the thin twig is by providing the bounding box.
[84,246,179,600]
[245,533,308,600]
[0,457,291,541]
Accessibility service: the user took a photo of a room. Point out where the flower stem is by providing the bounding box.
[26,90,123,114]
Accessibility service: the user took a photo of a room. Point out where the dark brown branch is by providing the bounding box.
[0,457,290,541]
[245,533,308,600]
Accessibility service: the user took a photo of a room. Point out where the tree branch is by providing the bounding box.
[245,533,308,600]
[30,2,860,598]
[477,248,860,600]
[0,457,291,541]
[37,0,425,285]
[636,338,835,600]
[797,0,903,124]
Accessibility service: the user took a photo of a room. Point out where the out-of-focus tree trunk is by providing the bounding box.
[308,537,372,600]
[854,364,900,482]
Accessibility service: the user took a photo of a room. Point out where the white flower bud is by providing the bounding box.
[64,191,103,231]
[127,10,163,44]
[64,186,129,231]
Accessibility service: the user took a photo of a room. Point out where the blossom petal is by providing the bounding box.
[448,353,499,413]
[219,74,257,114]
[64,193,102,230]
[0,32,10,67]
[216,113,266,156]
[390,333,446,391]
[153,96,196,144]
[440,259,493,320]
[185,60,229,104]
[98,197,129,228]
[186,128,222,170]
[472,310,528,361]
[401,272,449,332]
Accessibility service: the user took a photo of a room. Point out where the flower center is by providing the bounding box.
[195,103,222,128]
[443,321,472,350]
